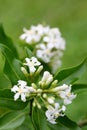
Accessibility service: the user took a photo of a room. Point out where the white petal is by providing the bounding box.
[11,85,19,93]
[21,93,26,102]
[18,80,27,86]
[30,66,36,73]
[14,93,20,100]
[64,98,72,105]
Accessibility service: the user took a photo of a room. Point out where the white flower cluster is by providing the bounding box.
[20,24,66,73]
[11,56,76,124]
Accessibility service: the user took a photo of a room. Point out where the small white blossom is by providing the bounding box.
[11,80,36,102]
[31,24,50,36]
[45,103,66,124]
[24,57,41,74]
[39,71,53,86]
[20,24,50,44]
[59,84,76,105]
[20,28,41,44]
[36,43,54,63]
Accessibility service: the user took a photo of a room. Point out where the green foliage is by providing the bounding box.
[0,44,26,85]
[0,111,25,130]
[0,89,28,110]
[0,24,18,58]
[54,59,86,85]
[48,116,81,130]
[0,24,87,130]
[32,107,47,130]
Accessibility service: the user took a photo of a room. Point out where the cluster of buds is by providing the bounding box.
[20,24,66,73]
[11,57,76,124]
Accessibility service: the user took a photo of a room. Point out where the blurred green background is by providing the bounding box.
[0,0,87,130]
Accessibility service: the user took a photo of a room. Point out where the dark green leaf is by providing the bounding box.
[48,122,69,130]
[72,84,87,92]
[0,111,25,130]
[0,24,18,58]
[32,107,47,130]
[48,116,81,130]
[54,59,86,84]
[0,89,28,110]
[0,44,26,84]
[57,116,81,130]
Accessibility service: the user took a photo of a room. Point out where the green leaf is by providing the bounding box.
[0,44,26,84]
[57,116,81,130]
[32,107,47,130]
[25,46,33,58]
[0,111,25,130]
[72,84,87,92]
[0,24,18,58]
[48,116,81,130]
[54,59,86,84]
[0,89,28,110]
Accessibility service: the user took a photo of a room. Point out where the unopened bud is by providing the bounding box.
[37,102,41,109]
[21,67,29,76]
[43,93,47,98]
[31,83,37,89]
[51,80,58,88]
[35,65,43,76]
[33,101,36,107]
[51,84,69,92]
[46,76,53,85]
[47,97,55,104]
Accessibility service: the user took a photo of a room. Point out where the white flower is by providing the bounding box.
[36,43,55,63]
[24,57,41,74]
[20,28,41,44]
[39,71,53,86]
[43,27,65,50]
[45,103,66,124]
[20,24,50,44]
[31,24,50,36]
[59,84,76,105]
[11,80,36,102]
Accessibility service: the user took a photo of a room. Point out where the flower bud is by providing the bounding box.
[21,67,29,76]
[35,65,43,76]
[47,97,55,104]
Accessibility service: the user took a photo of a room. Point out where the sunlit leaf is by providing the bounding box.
[0,24,18,58]
[0,111,25,130]
[0,44,26,85]
[54,59,86,84]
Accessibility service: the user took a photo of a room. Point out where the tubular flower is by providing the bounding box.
[45,103,66,124]
[11,80,36,102]
[39,71,53,87]
[58,84,77,105]
[24,57,41,74]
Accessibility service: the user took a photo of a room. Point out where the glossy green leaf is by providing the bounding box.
[0,89,28,110]
[57,116,81,130]
[54,59,86,84]
[0,44,26,84]
[72,84,87,92]
[0,24,18,58]
[48,116,81,130]
[0,111,25,130]
[32,107,47,130]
